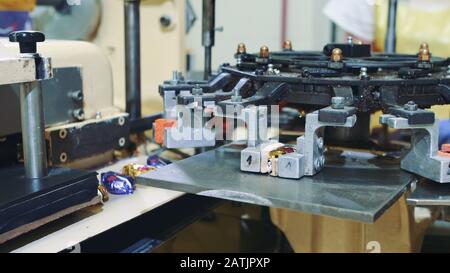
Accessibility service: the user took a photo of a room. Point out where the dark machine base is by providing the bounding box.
[0,166,99,236]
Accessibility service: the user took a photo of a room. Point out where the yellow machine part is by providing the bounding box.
[374,0,450,57]
[372,0,450,124]
[0,0,36,11]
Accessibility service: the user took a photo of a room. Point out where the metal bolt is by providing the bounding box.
[331,96,345,109]
[118,137,126,147]
[118,116,126,126]
[171,70,183,83]
[419,42,429,51]
[331,48,343,62]
[192,84,203,95]
[283,40,293,51]
[73,109,85,121]
[236,42,246,54]
[259,45,269,58]
[70,90,84,102]
[404,101,418,111]
[347,36,353,44]
[360,67,369,79]
[418,48,431,62]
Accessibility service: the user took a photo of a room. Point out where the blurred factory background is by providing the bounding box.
[23,0,337,116]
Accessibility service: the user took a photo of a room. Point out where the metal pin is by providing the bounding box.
[20,82,48,178]
[359,67,369,79]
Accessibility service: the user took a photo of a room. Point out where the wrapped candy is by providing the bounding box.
[146,155,168,168]
[101,172,135,195]
[122,163,155,178]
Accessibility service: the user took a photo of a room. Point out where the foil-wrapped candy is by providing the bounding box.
[122,163,155,178]
[101,172,135,195]
[146,155,168,168]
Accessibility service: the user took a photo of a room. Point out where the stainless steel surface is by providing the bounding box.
[124,0,141,119]
[20,82,48,178]
[384,0,398,53]
[407,181,450,206]
[137,144,414,223]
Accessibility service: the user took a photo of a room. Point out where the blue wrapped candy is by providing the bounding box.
[146,155,168,168]
[100,171,135,195]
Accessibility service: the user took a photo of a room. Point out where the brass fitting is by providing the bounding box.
[283,40,293,51]
[419,42,429,51]
[331,48,343,62]
[259,45,270,58]
[418,48,431,62]
[237,42,246,54]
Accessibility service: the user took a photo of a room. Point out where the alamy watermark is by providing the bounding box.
[66,0,82,6]
[166,104,280,143]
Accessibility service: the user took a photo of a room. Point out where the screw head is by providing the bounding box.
[73,109,85,121]
[347,36,353,44]
[359,67,369,79]
[404,101,418,111]
[71,90,84,102]
[192,84,203,95]
[172,70,183,83]
[118,116,126,126]
[118,137,126,147]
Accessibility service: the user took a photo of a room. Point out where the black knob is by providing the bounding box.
[9,31,45,54]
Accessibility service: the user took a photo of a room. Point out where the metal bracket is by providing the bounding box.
[240,105,357,179]
[380,114,450,183]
